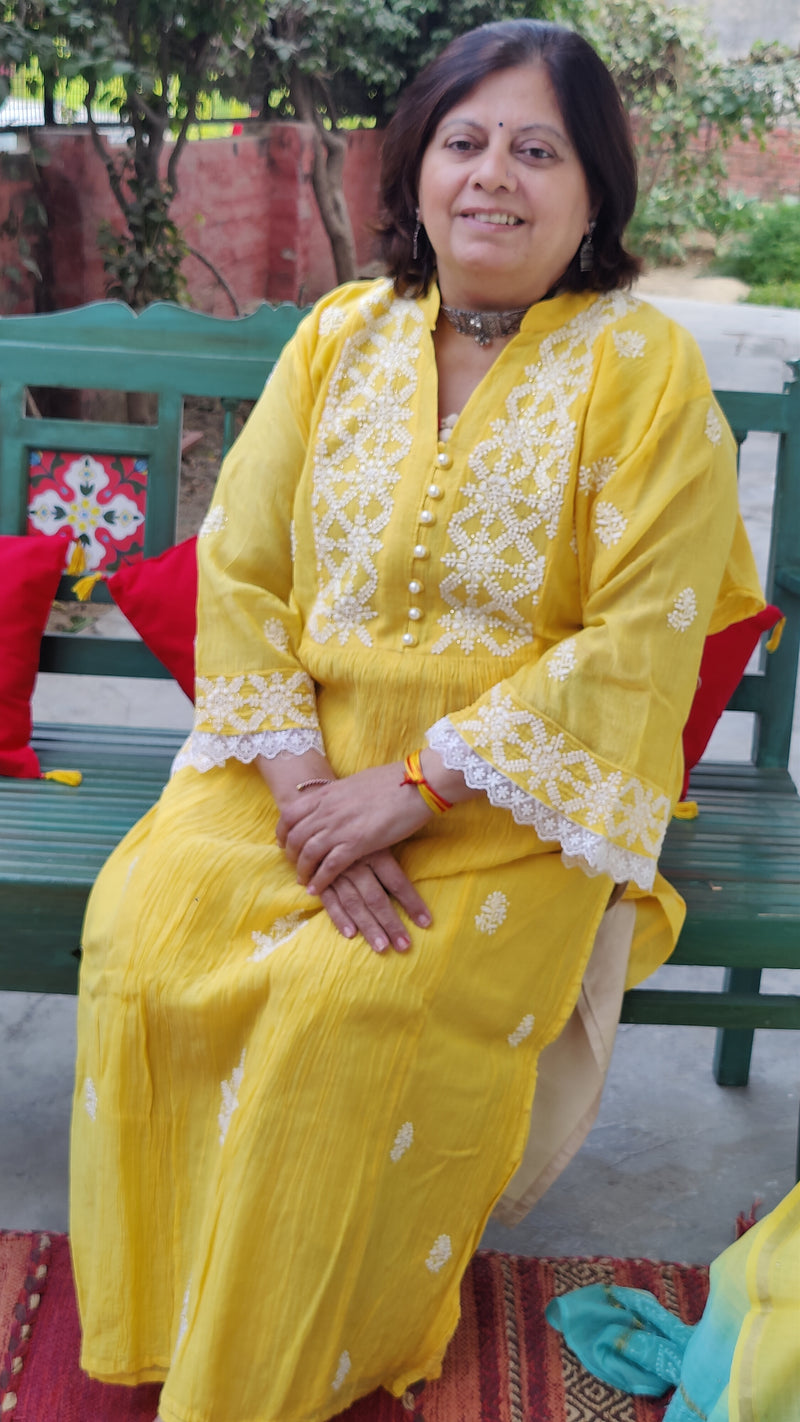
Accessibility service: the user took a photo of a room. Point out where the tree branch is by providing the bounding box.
[85,81,131,222]
[185,245,240,315]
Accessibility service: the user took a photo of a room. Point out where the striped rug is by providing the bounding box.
[0,1232,708,1421]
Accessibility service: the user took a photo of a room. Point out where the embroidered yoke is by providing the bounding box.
[70,279,763,1422]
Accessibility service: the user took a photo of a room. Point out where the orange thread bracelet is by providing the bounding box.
[401,750,452,815]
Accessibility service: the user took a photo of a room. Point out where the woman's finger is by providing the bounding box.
[333,866,411,953]
[319,885,357,941]
[366,850,432,929]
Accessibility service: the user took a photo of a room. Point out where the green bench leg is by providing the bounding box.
[713,968,762,1086]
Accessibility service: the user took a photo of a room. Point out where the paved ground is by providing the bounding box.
[2,288,799,1264]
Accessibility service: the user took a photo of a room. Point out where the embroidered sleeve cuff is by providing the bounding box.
[194,670,319,736]
[172,727,325,776]
[426,710,662,892]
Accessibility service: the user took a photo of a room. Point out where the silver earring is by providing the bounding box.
[413,209,422,262]
[579,220,596,274]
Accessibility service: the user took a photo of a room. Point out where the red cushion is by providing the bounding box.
[0,535,67,778]
[107,537,197,701]
[681,604,783,799]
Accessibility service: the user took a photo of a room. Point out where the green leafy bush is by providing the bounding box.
[716,201,800,286]
[744,281,800,309]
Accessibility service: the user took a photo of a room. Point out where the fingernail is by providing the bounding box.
[373,935,388,952]
[343,924,356,938]
[416,913,431,928]
[306,884,317,896]
[396,934,411,951]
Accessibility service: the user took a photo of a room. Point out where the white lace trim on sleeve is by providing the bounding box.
[171,728,325,777]
[426,717,655,891]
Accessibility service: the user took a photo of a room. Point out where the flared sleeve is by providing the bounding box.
[427,320,764,891]
[180,314,324,772]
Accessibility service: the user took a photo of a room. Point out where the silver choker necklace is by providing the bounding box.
[440,303,529,347]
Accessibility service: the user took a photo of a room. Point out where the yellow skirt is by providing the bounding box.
[70,757,618,1422]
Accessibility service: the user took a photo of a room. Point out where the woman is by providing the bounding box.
[70,20,764,1422]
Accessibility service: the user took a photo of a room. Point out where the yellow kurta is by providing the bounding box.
[70,279,764,1422]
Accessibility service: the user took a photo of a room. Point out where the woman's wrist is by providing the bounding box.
[418,747,482,807]
[257,749,335,810]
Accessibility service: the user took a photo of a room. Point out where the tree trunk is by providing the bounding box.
[290,73,357,286]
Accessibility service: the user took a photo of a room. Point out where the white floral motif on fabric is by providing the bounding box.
[172,727,325,776]
[667,587,698,632]
[612,330,646,359]
[84,1077,98,1121]
[218,1049,246,1145]
[475,891,508,934]
[390,1122,414,1162]
[546,639,577,682]
[425,1235,452,1274]
[308,282,423,646]
[318,306,348,336]
[173,1281,191,1360]
[432,293,637,656]
[249,913,307,962]
[199,505,227,537]
[578,456,617,495]
[195,671,317,734]
[427,707,669,892]
[594,501,628,548]
[705,405,723,446]
[262,617,290,653]
[508,1014,535,1047]
[332,1352,351,1392]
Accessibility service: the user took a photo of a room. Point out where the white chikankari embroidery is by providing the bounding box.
[667,587,698,632]
[547,639,577,681]
[195,671,317,734]
[612,330,646,359]
[475,891,508,935]
[578,456,617,495]
[218,1049,246,1145]
[308,282,422,647]
[249,913,307,962]
[569,529,578,556]
[318,305,348,336]
[425,1235,453,1274]
[508,1014,535,1047]
[84,1078,98,1121]
[199,505,227,537]
[332,1351,351,1392]
[173,1280,191,1360]
[705,405,723,445]
[262,617,290,653]
[428,717,659,891]
[433,293,638,656]
[390,1122,414,1162]
[440,689,671,859]
[594,501,628,547]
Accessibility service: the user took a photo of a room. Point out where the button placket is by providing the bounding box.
[402,439,452,648]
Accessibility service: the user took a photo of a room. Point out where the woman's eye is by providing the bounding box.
[520,145,553,161]
[446,138,477,153]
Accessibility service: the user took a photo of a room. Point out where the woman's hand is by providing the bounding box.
[320,848,432,953]
[276,762,433,896]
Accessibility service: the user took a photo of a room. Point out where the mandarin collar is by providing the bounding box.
[415,284,598,338]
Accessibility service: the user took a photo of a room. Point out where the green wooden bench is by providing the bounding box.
[0,302,798,1172]
[0,299,305,989]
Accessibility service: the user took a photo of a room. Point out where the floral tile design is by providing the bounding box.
[27,450,148,573]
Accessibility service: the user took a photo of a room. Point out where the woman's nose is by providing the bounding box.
[470,142,516,192]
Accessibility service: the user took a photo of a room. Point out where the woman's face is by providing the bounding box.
[417,62,594,311]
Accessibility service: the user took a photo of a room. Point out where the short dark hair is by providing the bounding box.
[377,20,641,297]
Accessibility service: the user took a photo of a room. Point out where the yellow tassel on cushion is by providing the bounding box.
[66,542,86,575]
[42,769,83,786]
[673,800,699,820]
[72,572,104,601]
[766,618,785,653]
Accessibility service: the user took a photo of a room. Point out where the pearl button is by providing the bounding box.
[413,544,429,559]
[419,509,435,526]
[408,606,423,621]
[436,451,453,469]
[402,633,417,647]
[427,484,443,500]
[408,579,423,594]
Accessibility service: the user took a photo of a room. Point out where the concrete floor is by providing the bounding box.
[2,294,799,1264]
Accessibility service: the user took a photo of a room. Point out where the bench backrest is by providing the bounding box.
[717,366,800,770]
[1,302,798,770]
[0,299,306,680]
